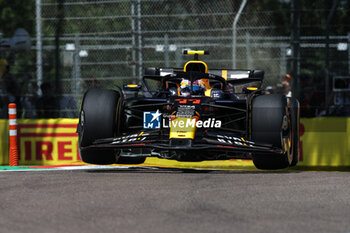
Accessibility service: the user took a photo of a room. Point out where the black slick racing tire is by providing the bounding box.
[78,88,121,164]
[251,94,291,170]
[290,97,300,167]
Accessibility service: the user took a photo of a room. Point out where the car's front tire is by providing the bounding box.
[78,88,121,164]
[251,94,292,170]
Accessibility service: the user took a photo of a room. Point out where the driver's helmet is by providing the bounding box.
[180,79,206,96]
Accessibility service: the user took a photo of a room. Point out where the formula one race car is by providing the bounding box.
[77,50,300,170]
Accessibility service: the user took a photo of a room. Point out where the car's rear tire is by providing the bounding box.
[290,97,300,167]
[251,94,291,170]
[78,88,121,164]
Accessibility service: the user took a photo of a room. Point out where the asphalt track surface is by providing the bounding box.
[1,167,350,233]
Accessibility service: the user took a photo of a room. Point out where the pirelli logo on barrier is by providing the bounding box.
[17,120,82,165]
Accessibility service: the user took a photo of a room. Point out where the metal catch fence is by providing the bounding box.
[0,0,349,118]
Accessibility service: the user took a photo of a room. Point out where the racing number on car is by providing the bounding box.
[175,99,201,104]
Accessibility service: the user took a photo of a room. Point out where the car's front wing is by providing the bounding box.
[80,130,284,156]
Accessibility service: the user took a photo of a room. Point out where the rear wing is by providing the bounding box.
[144,67,264,86]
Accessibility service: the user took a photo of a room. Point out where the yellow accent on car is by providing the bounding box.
[205,89,212,97]
[127,84,139,88]
[184,61,208,73]
[221,70,228,80]
[184,50,206,55]
[241,137,247,146]
[169,117,197,139]
[246,87,258,91]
